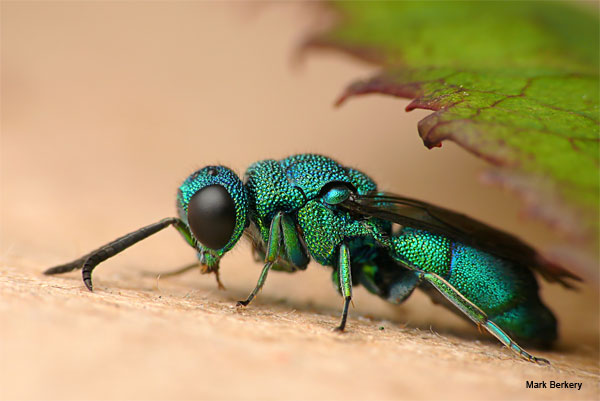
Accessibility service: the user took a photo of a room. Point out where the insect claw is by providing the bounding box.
[534,357,551,366]
[214,270,226,291]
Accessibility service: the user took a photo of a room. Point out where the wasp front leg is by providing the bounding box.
[236,213,283,307]
[141,261,200,278]
[238,212,310,307]
[334,243,352,332]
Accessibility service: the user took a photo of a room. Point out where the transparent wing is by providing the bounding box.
[339,192,580,288]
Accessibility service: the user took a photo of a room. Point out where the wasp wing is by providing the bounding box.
[339,192,580,288]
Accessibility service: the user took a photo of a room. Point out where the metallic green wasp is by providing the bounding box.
[44,154,579,364]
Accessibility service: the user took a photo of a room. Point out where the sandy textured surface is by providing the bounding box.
[2,3,598,400]
[1,262,599,401]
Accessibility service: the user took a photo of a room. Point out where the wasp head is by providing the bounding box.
[177,165,249,268]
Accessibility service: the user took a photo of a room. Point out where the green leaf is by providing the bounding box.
[306,1,599,267]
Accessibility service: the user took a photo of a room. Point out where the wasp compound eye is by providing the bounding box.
[187,185,236,250]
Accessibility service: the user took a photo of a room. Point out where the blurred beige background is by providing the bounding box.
[1,2,598,400]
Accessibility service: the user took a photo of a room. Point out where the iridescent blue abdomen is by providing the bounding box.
[389,228,556,344]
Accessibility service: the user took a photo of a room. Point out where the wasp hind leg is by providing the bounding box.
[417,270,550,365]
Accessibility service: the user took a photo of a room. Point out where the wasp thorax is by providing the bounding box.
[187,185,236,250]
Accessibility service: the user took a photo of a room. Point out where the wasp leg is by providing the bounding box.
[236,262,273,307]
[236,212,283,307]
[141,262,200,278]
[280,214,310,270]
[417,270,550,365]
[334,243,352,332]
[44,217,184,292]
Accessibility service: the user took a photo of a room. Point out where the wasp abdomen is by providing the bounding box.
[390,228,557,343]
